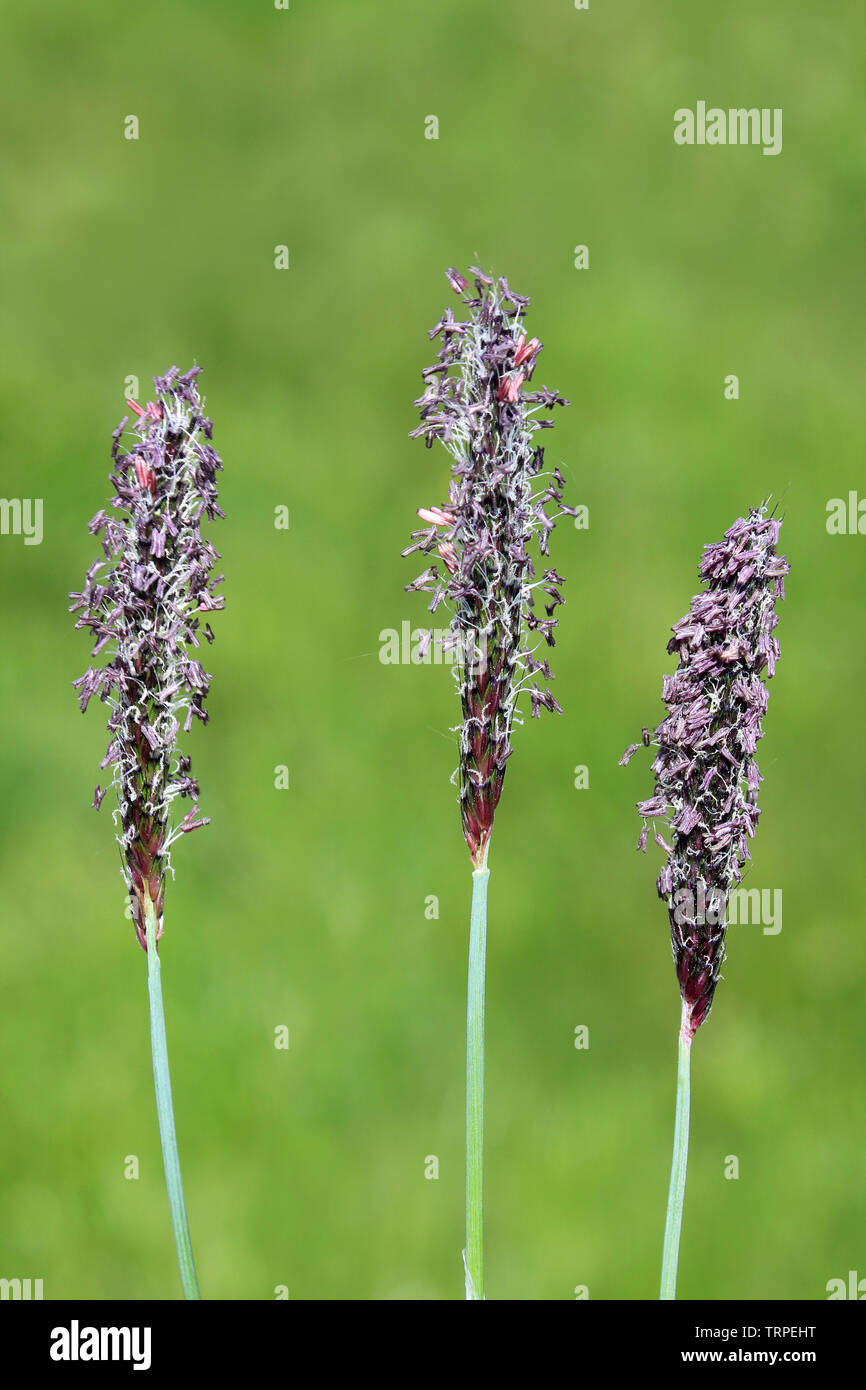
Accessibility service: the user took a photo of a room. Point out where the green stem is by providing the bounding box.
[659,1009,692,1300]
[143,889,201,1300]
[464,842,489,1301]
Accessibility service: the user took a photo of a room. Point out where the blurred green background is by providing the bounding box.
[0,0,863,1300]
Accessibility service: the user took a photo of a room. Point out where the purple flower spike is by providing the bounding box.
[622,505,789,1038]
[404,269,573,866]
[70,366,225,950]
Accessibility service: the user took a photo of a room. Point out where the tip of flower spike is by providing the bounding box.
[445,267,469,295]
[126,398,145,417]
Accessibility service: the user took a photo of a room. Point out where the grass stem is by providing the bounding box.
[144,889,201,1300]
[660,1009,692,1300]
[464,843,489,1300]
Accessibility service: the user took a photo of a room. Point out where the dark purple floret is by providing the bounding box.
[621,505,789,1038]
[69,366,225,949]
[403,269,573,867]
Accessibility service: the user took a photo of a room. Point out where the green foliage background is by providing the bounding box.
[0,0,863,1299]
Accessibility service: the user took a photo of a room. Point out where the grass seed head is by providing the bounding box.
[70,366,225,949]
[621,504,789,1036]
[404,268,573,866]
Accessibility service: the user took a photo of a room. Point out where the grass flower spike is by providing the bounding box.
[621,503,789,1298]
[404,267,572,868]
[70,365,224,1299]
[404,268,572,1298]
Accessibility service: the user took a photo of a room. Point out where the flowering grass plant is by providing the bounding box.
[404,268,573,1297]
[621,504,789,1298]
[70,366,224,1298]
